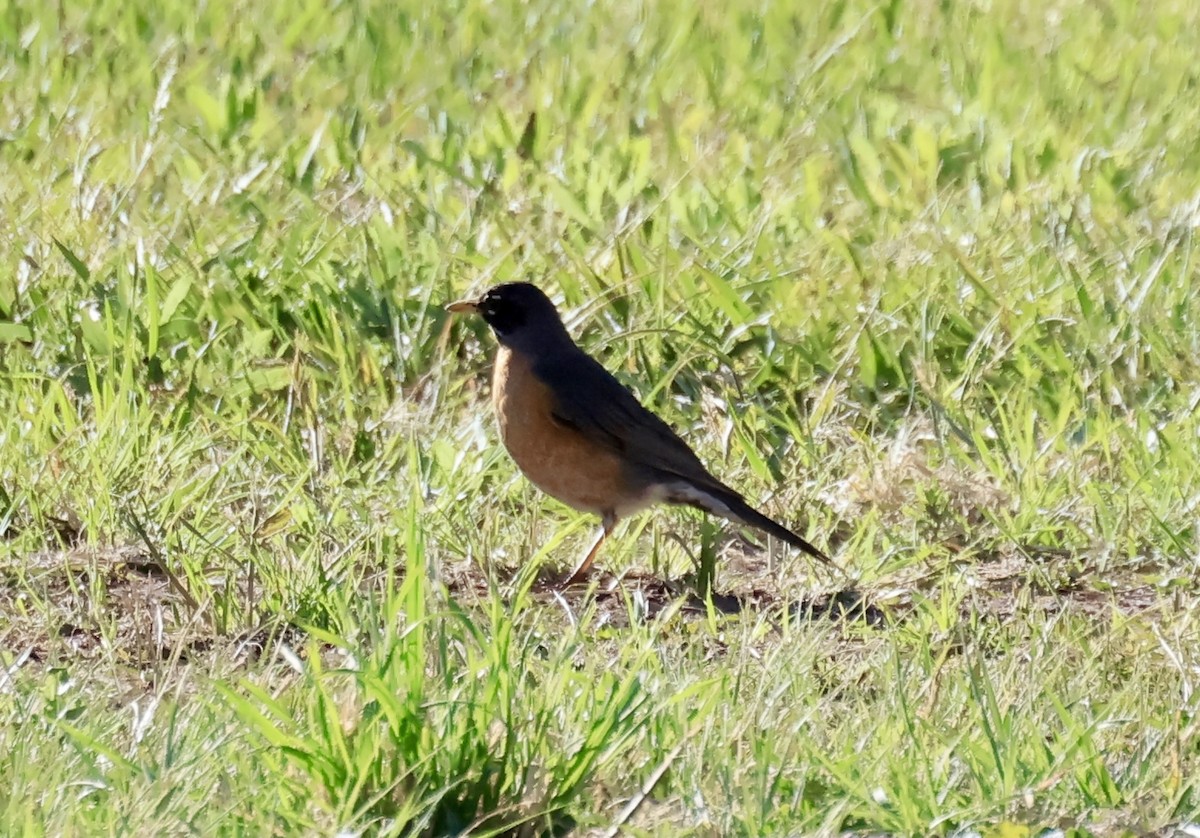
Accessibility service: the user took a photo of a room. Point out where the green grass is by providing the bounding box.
[2,0,1200,833]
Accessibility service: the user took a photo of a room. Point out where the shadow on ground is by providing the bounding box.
[0,539,1184,692]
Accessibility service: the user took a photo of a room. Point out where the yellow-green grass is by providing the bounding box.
[2,0,1199,833]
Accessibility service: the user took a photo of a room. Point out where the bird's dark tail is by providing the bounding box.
[665,480,837,570]
[723,495,836,569]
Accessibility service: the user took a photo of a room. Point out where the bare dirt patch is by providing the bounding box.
[1,538,1183,691]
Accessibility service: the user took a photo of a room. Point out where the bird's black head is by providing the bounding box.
[447,282,571,350]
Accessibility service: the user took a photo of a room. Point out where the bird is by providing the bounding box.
[446,282,835,584]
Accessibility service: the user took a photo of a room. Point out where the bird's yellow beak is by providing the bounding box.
[446,298,480,314]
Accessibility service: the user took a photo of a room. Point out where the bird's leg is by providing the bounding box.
[562,512,616,586]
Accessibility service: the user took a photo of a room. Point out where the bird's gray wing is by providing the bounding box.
[532,348,725,490]
[534,347,834,566]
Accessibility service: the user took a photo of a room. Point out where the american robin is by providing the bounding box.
[447,282,834,584]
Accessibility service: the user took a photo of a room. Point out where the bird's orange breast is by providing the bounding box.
[492,346,650,517]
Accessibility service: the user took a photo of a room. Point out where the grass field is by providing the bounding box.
[3,0,1200,834]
